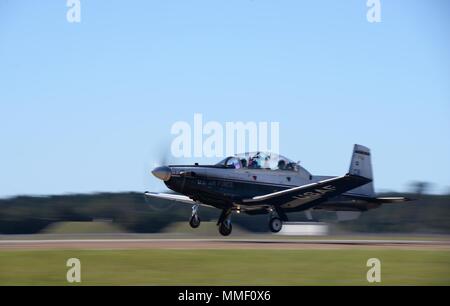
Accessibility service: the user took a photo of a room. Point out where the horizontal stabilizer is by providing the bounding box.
[373,197,413,203]
[346,194,413,203]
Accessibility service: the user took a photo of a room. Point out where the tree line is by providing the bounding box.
[0,192,449,234]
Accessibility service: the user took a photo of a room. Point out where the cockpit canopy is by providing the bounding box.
[216,152,300,171]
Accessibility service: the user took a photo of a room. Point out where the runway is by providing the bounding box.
[1,238,449,250]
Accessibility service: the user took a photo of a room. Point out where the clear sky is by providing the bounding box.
[0,0,449,197]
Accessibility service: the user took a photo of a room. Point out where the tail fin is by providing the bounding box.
[348,144,375,196]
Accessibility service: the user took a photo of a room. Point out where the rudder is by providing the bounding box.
[348,144,375,196]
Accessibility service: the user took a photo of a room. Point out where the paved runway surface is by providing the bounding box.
[1,238,449,250]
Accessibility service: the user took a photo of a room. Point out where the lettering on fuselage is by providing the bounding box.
[293,185,336,200]
[196,179,233,189]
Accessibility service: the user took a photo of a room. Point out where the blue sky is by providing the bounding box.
[0,0,449,197]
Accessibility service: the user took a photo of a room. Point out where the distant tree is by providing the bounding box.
[410,181,430,196]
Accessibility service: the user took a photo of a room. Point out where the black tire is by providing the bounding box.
[219,222,232,236]
[269,217,283,233]
[189,215,201,228]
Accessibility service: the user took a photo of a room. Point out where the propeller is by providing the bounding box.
[143,144,180,212]
[152,145,171,168]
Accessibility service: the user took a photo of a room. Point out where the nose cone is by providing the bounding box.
[152,166,172,181]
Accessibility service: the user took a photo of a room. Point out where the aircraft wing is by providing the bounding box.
[241,174,372,210]
[144,191,214,208]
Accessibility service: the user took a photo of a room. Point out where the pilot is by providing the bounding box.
[286,162,295,171]
[277,159,286,170]
[248,157,257,168]
[241,159,247,168]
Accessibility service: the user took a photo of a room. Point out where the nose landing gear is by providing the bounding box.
[189,204,201,228]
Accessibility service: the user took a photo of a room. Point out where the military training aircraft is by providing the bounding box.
[145,144,411,236]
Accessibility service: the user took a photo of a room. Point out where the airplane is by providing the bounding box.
[145,144,411,236]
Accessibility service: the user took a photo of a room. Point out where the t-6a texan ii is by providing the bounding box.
[145,144,411,236]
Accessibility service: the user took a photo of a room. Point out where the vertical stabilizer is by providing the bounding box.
[348,144,375,196]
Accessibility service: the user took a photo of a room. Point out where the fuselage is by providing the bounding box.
[163,164,380,214]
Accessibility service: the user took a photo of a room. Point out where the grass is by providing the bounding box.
[0,249,449,285]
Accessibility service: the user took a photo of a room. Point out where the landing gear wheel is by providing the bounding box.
[189,215,201,228]
[219,221,232,236]
[269,217,283,233]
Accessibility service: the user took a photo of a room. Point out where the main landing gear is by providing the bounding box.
[188,205,233,236]
[268,207,288,233]
[218,219,232,236]
[189,204,201,228]
[217,208,233,236]
[269,217,283,233]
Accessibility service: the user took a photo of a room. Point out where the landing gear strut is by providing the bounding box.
[189,204,201,228]
[268,207,287,233]
[217,208,233,236]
